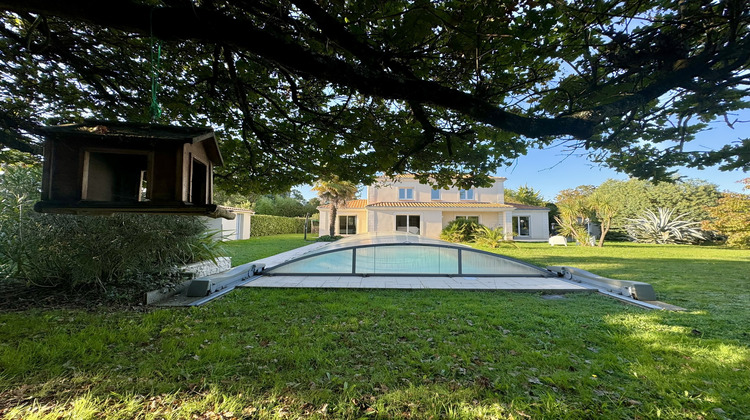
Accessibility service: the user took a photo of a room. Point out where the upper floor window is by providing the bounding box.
[459,189,475,200]
[398,188,414,200]
[431,188,441,200]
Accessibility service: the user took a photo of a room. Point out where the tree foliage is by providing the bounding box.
[312,176,358,237]
[554,179,721,244]
[595,178,721,235]
[588,187,619,247]
[213,189,257,209]
[554,186,597,246]
[504,185,546,207]
[254,194,319,218]
[703,178,750,248]
[0,0,748,192]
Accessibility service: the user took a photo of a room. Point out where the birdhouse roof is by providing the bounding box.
[39,120,224,165]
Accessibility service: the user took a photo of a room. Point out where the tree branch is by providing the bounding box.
[0,110,44,155]
[0,0,596,139]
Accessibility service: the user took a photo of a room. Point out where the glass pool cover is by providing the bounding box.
[266,232,553,277]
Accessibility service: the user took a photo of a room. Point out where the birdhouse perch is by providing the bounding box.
[34,120,234,220]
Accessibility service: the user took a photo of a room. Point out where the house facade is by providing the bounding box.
[318,176,550,240]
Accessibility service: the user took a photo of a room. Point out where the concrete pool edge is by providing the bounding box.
[152,241,685,310]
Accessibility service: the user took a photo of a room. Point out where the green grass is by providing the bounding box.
[222,234,316,266]
[0,240,748,419]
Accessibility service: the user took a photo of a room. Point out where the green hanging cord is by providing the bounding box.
[149,9,162,122]
[149,38,162,122]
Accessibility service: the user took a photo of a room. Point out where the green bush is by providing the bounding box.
[625,207,704,244]
[440,219,482,243]
[249,214,307,237]
[0,164,225,300]
[473,226,518,248]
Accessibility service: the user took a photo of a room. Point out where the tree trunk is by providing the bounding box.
[598,219,611,247]
[329,205,337,237]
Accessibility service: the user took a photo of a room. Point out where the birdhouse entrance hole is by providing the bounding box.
[83,150,151,202]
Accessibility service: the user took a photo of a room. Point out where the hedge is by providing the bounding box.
[249,214,307,237]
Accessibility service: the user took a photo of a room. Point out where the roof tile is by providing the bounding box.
[504,202,550,210]
[320,200,547,210]
[319,199,368,209]
[367,201,513,208]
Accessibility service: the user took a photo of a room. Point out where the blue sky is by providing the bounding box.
[497,115,749,200]
[299,112,749,201]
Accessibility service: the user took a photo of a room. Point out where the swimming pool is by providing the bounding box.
[266,232,553,277]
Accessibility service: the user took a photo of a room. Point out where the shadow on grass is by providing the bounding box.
[1,288,748,419]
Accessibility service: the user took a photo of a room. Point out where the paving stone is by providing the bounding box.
[242,274,589,292]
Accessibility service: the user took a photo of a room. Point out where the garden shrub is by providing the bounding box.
[0,164,225,300]
[249,214,306,236]
[440,219,482,243]
[625,207,704,244]
[473,226,517,248]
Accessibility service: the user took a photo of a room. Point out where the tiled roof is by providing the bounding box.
[318,199,368,209]
[343,199,369,208]
[319,200,546,210]
[367,201,514,208]
[505,202,550,210]
[220,206,255,213]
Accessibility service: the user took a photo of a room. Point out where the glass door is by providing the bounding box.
[338,215,357,235]
[512,216,530,236]
[396,215,420,234]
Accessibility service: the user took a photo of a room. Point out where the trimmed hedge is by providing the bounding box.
[250,214,307,237]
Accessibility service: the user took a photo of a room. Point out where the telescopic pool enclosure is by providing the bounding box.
[265,232,554,277]
[156,231,670,310]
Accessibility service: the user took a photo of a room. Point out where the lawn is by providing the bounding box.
[0,240,748,419]
[222,234,317,266]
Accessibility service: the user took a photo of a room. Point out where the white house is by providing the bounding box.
[318,176,550,240]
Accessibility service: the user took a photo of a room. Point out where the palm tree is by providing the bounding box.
[312,176,358,237]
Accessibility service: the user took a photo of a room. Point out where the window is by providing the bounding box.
[396,215,420,234]
[456,215,479,224]
[459,189,474,200]
[398,188,414,200]
[339,215,357,235]
[431,188,441,200]
[512,216,530,236]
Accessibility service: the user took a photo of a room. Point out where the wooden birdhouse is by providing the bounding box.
[34,120,234,219]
